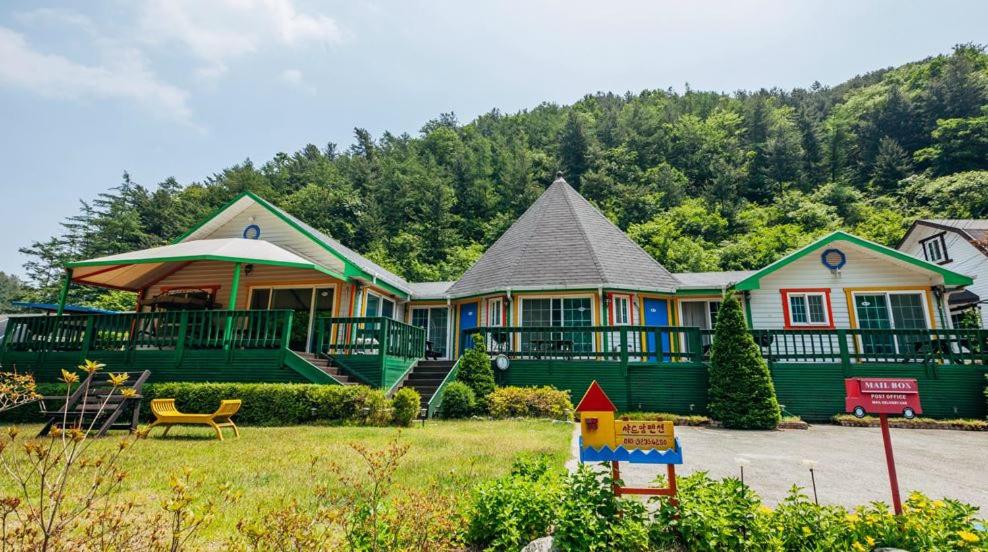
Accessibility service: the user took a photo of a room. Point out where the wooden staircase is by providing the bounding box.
[292,352,360,385]
[398,360,456,410]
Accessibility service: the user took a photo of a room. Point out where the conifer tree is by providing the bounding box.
[707,294,781,429]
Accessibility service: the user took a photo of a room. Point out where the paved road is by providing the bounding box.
[568,424,988,511]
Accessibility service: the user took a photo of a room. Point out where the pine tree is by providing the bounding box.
[870,137,912,192]
[707,294,781,429]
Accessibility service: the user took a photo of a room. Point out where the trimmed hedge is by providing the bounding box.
[487,386,573,420]
[0,382,405,426]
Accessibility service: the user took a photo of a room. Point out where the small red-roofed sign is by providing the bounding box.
[575,380,617,412]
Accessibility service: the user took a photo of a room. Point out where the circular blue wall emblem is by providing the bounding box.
[821,248,846,270]
[243,224,261,240]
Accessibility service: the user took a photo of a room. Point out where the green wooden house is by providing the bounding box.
[2,176,984,420]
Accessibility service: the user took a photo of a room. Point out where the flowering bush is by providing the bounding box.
[651,472,988,551]
[0,370,40,413]
[486,386,573,420]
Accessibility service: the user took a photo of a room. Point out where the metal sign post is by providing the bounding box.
[845,377,921,515]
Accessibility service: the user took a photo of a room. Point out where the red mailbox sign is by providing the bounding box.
[845,378,922,419]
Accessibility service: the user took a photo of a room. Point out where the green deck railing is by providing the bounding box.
[471,325,704,364]
[312,317,425,359]
[426,356,462,418]
[0,310,294,356]
[471,325,987,367]
[311,317,426,389]
[741,328,988,365]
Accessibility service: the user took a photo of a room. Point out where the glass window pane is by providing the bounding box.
[563,298,593,354]
[890,294,926,329]
[429,307,448,356]
[314,289,334,313]
[271,288,311,311]
[521,299,552,353]
[365,294,380,317]
[708,302,719,327]
[411,309,429,328]
[789,296,808,324]
[807,295,826,324]
[855,294,894,355]
[249,289,270,310]
[381,298,395,319]
[682,302,709,329]
[890,293,928,353]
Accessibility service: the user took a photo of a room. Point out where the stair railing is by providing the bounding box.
[425,357,463,419]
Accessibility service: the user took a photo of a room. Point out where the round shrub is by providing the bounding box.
[439,381,476,418]
[487,386,573,420]
[352,385,392,426]
[391,387,421,426]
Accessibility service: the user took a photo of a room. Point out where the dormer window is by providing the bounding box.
[920,233,950,264]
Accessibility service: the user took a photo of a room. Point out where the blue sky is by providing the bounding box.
[1,0,986,278]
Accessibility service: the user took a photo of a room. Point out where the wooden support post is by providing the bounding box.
[56,269,72,316]
[837,329,850,375]
[223,262,242,351]
[175,311,189,366]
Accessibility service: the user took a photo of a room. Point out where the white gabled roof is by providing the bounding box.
[69,238,323,290]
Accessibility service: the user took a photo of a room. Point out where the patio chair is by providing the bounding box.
[145,399,242,441]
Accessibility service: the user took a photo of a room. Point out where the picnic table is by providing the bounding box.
[529,338,574,358]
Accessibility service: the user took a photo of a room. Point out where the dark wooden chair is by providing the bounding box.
[38,370,151,438]
[424,340,441,360]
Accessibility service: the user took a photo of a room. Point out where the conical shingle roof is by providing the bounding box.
[446,176,679,297]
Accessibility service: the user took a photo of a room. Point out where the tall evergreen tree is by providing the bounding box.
[707,294,781,429]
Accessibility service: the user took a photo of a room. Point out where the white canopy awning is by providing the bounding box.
[68,238,329,291]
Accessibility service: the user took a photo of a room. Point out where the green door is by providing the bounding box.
[854,294,895,355]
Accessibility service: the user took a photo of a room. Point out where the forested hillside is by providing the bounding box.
[14,44,988,310]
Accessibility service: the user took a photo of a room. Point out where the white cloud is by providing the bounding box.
[0,27,193,123]
[138,0,344,76]
[280,68,315,93]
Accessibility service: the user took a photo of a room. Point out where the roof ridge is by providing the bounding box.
[559,183,608,283]
[507,185,553,284]
[562,180,679,283]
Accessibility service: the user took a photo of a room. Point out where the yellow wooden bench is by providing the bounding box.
[146,399,241,441]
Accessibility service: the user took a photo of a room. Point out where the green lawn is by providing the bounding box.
[1,419,573,543]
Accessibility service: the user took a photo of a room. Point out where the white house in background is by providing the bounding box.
[898,220,988,329]
[731,232,971,334]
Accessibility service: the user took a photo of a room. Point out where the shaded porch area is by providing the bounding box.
[3,238,425,389]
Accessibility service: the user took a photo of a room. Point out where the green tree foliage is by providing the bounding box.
[14,46,988,306]
[707,294,781,429]
[0,272,25,313]
[456,334,495,408]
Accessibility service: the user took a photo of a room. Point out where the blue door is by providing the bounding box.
[458,302,478,356]
[644,298,670,362]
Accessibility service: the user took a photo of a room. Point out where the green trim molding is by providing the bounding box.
[733,231,974,291]
[171,191,409,299]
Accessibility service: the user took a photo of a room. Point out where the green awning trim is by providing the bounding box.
[732,231,974,291]
[171,191,410,299]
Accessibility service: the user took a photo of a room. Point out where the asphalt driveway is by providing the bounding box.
[569,424,988,511]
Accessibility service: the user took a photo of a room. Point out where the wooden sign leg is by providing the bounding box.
[879,414,903,515]
[611,461,622,496]
[667,463,678,506]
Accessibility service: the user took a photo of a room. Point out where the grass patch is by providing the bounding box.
[832,414,988,431]
[0,419,573,544]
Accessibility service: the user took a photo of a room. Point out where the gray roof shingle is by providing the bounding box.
[406,281,456,300]
[446,177,679,297]
[673,271,757,289]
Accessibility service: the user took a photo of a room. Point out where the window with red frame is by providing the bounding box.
[781,289,833,329]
